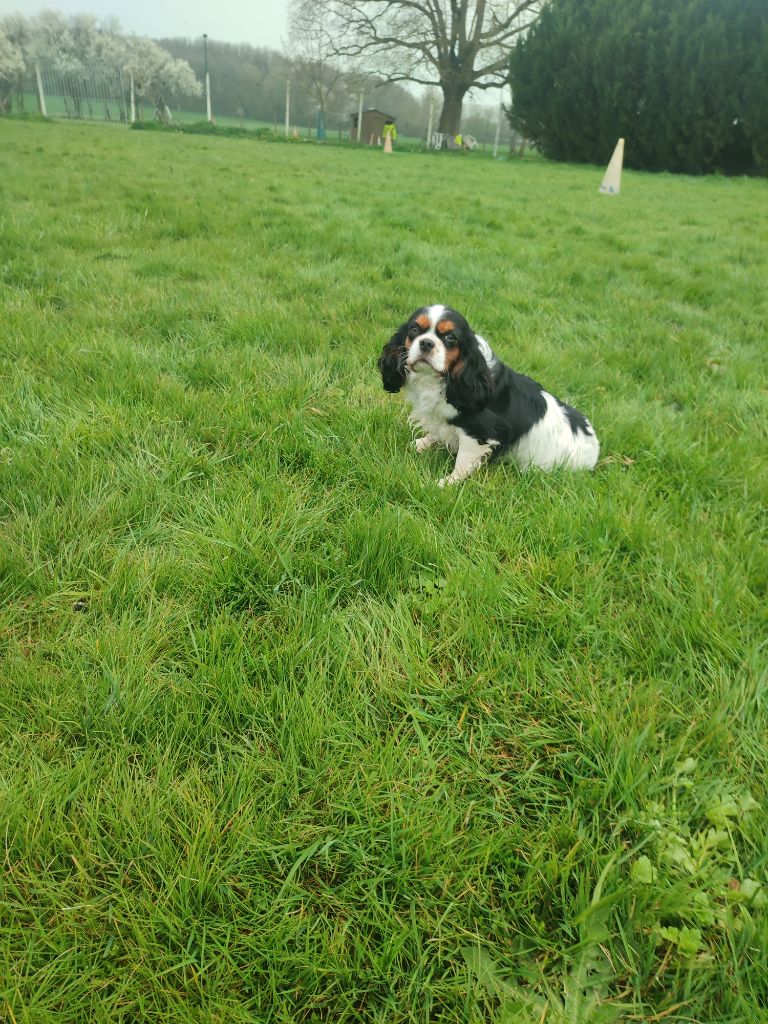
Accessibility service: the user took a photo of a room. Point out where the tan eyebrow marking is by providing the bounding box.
[437,319,456,334]
[415,314,430,329]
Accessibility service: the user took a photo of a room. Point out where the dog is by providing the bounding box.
[378,305,600,486]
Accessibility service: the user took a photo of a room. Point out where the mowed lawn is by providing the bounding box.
[1,118,766,1023]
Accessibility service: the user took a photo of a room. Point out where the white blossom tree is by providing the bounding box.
[121,36,201,119]
[25,13,126,116]
[0,17,28,112]
[0,12,200,121]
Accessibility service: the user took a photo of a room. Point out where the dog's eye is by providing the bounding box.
[444,333,457,344]
[407,326,420,338]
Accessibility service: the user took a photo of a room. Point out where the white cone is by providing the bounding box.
[599,138,624,195]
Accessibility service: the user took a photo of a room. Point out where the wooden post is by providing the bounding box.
[356,92,363,143]
[129,72,136,123]
[285,79,291,138]
[426,96,434,148]
[35,65,47,117]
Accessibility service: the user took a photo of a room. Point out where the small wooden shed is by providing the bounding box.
[350,108,397,143]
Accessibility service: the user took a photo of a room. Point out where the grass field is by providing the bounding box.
[1,117,766,1022]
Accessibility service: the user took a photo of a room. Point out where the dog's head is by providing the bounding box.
[378,304,491,412]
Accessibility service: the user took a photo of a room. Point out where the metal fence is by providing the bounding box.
[36,63,128,123]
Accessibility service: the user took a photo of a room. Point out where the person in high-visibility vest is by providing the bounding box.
[383,120,397,146]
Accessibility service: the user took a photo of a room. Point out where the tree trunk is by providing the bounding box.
[437,80,467,137]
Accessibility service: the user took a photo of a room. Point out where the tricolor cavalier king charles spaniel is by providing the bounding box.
[378,305,600,486]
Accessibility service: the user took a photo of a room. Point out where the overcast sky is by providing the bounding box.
[0,0,288,50]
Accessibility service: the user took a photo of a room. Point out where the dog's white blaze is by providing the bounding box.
[510,391,600,470]
[425,304,447,327]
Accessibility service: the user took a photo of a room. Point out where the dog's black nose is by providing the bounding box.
[420,338,434,352]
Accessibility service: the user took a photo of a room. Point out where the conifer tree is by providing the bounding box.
[509,0,768,175]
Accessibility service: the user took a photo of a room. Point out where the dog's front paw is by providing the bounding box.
[438,474,457,488]
[414,436,436,454]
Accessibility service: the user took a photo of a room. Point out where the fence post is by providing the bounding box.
[356,92,363,143]
[129,72,136,123]
[492,95,502,159]
[35,65,47,117]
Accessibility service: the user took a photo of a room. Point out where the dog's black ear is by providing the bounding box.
[445,332,492,413]
[378,323,409,393]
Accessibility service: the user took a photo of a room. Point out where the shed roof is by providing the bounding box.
[350,108,397,120]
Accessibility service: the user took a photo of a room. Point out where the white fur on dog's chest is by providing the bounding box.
[404,371,461,451]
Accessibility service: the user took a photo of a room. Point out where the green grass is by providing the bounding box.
[0,117,766,1023]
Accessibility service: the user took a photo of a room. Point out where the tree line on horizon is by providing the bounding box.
[4,1,764,173]
[0,10,510,144]
[156,36,438,139]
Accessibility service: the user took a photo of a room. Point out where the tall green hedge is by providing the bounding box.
[509,0,768,175]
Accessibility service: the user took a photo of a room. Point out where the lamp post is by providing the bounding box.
[203,33,211,122]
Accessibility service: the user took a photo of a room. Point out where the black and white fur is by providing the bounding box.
[378,305,599,486]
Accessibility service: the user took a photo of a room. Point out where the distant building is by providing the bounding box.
[350,108,397,143]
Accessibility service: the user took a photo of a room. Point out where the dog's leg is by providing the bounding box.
[438,435,495,487]
[414,434,439,453]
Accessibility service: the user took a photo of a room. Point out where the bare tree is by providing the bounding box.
[291,0,543,136]
[286,3,355,133]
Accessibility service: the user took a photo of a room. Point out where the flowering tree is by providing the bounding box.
[25,12,123,73]
[0,12,200,119]
[121,35,201,117]
[0,17,27,112]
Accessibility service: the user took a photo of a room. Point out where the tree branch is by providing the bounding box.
[288,0,544,131]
